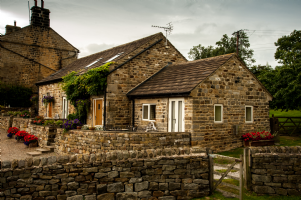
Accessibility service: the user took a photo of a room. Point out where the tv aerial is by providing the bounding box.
[152,22,173,46]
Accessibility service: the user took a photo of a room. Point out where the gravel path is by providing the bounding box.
[0,128,59,161]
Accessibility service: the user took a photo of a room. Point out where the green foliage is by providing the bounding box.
[67,113,77,120]
[55,120,63,126]
[61,62,113,105]
[44,119,55,126]
[256,30,301,111]
[21,110,30,115]
[188,32,255,67]
[0,82,33,107]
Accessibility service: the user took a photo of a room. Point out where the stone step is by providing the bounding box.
[36,148,51,153]
[27,151,42,157]
[49,143,55,146]
[45,146,55,152]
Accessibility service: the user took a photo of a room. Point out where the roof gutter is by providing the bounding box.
[127,92,191,99]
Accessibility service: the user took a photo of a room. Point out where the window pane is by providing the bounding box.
[246,107,252,121]
[178,101,182,132]
[172,101,176,132]
[215,106,222,121]
[143,105,149,120]
[150,105,156,120]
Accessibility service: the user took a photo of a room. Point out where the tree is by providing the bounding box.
[250,63,273,77]
[188,31,255,67]
[258,30,301,111]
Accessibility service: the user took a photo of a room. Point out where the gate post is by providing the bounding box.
[208,149,213,194]
[243,148,251,190]
[240,154,243,200]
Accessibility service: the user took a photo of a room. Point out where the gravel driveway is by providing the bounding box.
[0,128,59,161]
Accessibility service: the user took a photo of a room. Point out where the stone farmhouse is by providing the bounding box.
[0,1,79,92]
[127,53,273,149]
[35,32,187,122]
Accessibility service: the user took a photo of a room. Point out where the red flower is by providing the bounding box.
[241,131,274,141]
[15,131,29,137]
[24,134,38,142]
[7,127,19,134]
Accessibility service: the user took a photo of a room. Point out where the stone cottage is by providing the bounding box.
[35,32,187,122]
[0,1,79,92]
[127,53,273,150]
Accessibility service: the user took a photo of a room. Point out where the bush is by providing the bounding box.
[67,113,77,120]
[0,82,33,107]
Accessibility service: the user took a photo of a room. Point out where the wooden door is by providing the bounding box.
[95,99,103,126]
[48,102,53,118]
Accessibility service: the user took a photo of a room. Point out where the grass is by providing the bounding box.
[279,135,301,146]
[214,158,234,165]
[193,179,300,200]
[269,109,301,118]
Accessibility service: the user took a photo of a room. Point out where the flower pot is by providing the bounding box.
[29,141,38,148]
[7,133,13,138]
[77,126,82,129]
[244,140,275,147]
[89,127,95,130]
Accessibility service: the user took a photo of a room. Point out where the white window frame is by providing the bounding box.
[62,97,69,119]
[245,105,253,123]
[214,104,223,123]
[142,104,156,121]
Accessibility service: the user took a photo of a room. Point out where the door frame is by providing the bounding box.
[168,98,185,132]
[93,98,104,127]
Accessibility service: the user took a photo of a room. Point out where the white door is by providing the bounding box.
[168,98,185,132]
[62,97,68,119]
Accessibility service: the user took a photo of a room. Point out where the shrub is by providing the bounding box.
[0,82,33,107]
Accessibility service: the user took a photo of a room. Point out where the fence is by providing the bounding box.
[270,114,301,135]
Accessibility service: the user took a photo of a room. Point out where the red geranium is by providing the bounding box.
[241,131,274,141]
[24,134,38,143]
[7,127,19,135]
[15,130,29,138]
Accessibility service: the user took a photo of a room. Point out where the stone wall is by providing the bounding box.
[250,146,301,196]
[188,56,271,151]
[0,116,13,130]
[11,117,32,130]
[0,25,78,92]
[0,152,209,200]
[30,124,57,147]
[106,33,187,128]
[38,82,76,118]
[55,129,191,155]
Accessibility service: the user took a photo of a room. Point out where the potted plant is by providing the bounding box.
[15,130,29,142]
[42,96,54,108]
[89,126,95,130]
[62,119,82,133]
[44,119,55,127]
[7,127,19,138]
[242,131,275,147]
[55,120,63,128]
[24,134,38,147]
[33,116,44,125]
[20,110,30,118]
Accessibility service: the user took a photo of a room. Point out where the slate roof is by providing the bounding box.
[36,32,164,85]
[127,53,235,97]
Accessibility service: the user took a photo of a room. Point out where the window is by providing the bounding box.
[85,58,102,68]
[214,104,223,123]
[245,106,253,123]
[142,104,156,121]
[104,52,124,63]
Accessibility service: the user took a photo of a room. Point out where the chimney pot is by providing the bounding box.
[41,0,44,8]
[34,0,37,6]
[14,21,16,26]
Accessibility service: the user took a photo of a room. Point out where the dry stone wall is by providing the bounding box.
[12,118,31,130]
[0,151,209,200]
[55,129,191,155]
[0,116,13,130]
[189,56,271,152]
[250,146,301,196]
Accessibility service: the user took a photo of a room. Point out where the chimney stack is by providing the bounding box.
[30,0,50,27]
[34,0,37,6]
[5,21,21,35]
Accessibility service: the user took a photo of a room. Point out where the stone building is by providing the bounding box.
[0,1,79,92]
[127,53,273,150]
[36,32,187,122]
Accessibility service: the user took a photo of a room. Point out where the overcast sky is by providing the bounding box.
[1,0,300,68]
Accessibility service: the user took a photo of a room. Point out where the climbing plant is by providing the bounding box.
[61,62,113,122]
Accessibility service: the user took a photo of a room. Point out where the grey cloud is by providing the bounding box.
[79,43,116,58]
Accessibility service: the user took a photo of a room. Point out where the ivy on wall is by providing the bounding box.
[61,62,113,122]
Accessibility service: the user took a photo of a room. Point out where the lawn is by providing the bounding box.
[270,109,301,135]
[269,109,301,118]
